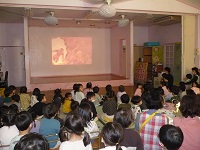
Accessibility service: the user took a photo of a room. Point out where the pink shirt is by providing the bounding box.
[134,88,142,96]
[173,117,200,150]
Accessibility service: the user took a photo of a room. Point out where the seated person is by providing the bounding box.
[118,94,131,109]
[131,96,142,119]
[158,125,184,150]
[62,92,73,113]
[32,94,47,117]
[117,85,126,104]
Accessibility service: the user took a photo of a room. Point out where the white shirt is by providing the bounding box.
[30,95,39,107]
[59,139,92,150]
[0,125,19,150]
[117,91,126,104]
[84,121,99,139]
[74,92,85,103]
[9,135,23,150]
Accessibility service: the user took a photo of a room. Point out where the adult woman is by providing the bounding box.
[173,95,200,150]
[135,90,168,150]
[185,67,200,85]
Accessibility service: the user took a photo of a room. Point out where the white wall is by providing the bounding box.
[134,26,148,46]
[148,23,181,45]
[29,27,111,77]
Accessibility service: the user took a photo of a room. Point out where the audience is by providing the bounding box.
[131,96,142,119]
[117,85,126,104]
[53,88,63,106]
[93,86,101,105]
[62,92,73,113]
[30,88,40,107]
[83,82,93,97]
[134,83,142,96]
[74,83,85,103]
[19,86,30,111]
[118,94,131,109]
[31,93,46,117]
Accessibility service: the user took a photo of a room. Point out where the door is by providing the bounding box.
[2,47,26,87]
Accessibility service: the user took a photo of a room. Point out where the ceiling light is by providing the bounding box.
[98,0,116,18]
[118,15,129,27]
[44,11,58,26]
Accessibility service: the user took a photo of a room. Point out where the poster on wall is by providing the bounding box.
[134,62,148,84]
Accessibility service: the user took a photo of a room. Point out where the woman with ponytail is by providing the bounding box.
[59,112,92,150]
[100,122,127,150]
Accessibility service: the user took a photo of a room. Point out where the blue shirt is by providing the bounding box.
[39,118,60,148]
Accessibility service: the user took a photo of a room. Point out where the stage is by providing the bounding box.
[30,74,133,91]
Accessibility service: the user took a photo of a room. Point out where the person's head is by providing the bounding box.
[1,108,17,127]
[65,92,72,100]
[118,85,125,92]
[186,74,192,79]
[62,113,90,146]
[70,100,79,112]
[158,125,184,150]
[20,86,27,94]
[93,86,99,94]
[54,88,61,95]
[156,87,164,96]
[78,103,92,125]
[43,103,58,119]
[32,88,41,96]
[14,111,33,131]
[86,92,95,101]
[106,84,112,92]
[137,83,142,89]
[14,133,49,150]
[86,82,92,89]
[179,95,200,118]
[164,67,171,74]
[145,90,163,110]
[9,104,19,113]
[101,122,123,150]
[160,81,167,87]
[186,89,196,95]
[8,85,16,95]
[76,84,83,92]
[171,85,180,95]
[114,108,134,128]
[120,94,130,104]
[131,96,142,105]
[73,83,78,90]
[162,73,168,80]
[192,67,199,75]
[192,81,199,88]
[4,87,12,97]
[143,83,153,92]
[37,94,46,102]
[11,94,20,103]
[106,90,115,99]
[179,84,186,93]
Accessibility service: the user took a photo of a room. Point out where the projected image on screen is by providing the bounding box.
[52,37,92,65]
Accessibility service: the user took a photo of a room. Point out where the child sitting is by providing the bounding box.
[74,84,85,103]
[19,86,30,111]
[8,85,17,96]
[158,125,184,150]
[83,82,93,97]
[70,100,79,112]
[169,85,180,104]
[160,81,170,97]
[118,94,131,109]
[30,88,40,107]
[131,96,142,119]
[3,87,12,103]
[134,83,142,96]
[39,103,61,149]
[184,73,193,89]
[62,92,73,113]
[59,113,92,150]
[117,85,126,104]
[32,94,47,117]
[4,94,21,112]
[9,111,33,150]
[179,82,187,100]
[29,109,40,133]
[191,81,200,94]
[53,88,63,106]
[93,86,101,105]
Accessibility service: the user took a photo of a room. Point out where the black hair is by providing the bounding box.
[101,122,123,150]
[93,86,99,94]
[32,88,41,96]
[28,109,37,128]
[11,94,20,103]
[70,100,79,112]
[43,103,58,119]
[86,92,95,100]
[186,89,196,95]
[1,108,17,127]
[179,84,186,92]
[65,92,72,98]
[73,83,78,90]
[60,113,90,146]
[86,82,92,89]
[162,73,168,80]
[106,90,116,99]
[9,85,16,91]
[14,133,49,150]
[192,67,200,76]
[143,83,153,92]
[156,87,164,96]
[9,104,19,113]
[4,87,12,97]
[131,96,142,105]
[192,81,199,87]
[118,85,125,92]
[74,84,83,94]
[160,81,167,86]
[164,67,171,73]
[145,90,163,110]
[120,94,129,104]
[137,83,142,88]
[20,86,27,94]
[37,94,45,102]
[186,74,192,79]
[54,88,61,95]
[114,108,134,128]
[14,111,33,131]
[77,103,92,126]
[171,85,180,95]
[159,125,184,150]
[179,95,200,118]
[105,84,112,92]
